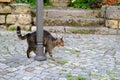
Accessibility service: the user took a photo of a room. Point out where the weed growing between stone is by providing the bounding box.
[98,77,116,80]
[56,59,68,65]
[71,29,78,33]
[81,30,89,34]
[66,73,87,80]
[3,45,11,55]
[8,26,16,31]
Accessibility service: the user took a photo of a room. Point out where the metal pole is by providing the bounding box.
[34,0,47,61]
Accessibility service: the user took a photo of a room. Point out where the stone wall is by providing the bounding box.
[0,3,120,30]
[101,6,120,29]
[0,4,31,30]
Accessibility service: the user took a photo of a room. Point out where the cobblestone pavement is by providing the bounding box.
[0,30,120,80]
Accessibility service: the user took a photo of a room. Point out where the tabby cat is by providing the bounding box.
[16,26,64,60]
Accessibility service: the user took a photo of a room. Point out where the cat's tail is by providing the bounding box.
[16,26,28,40]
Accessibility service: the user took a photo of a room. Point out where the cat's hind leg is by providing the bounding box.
[44,48,48,55]
[33,48,38,54]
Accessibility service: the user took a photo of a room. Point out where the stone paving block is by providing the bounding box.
[0,63,9,69]
[22,76,32,80]
[6,62,21,68]
[0,30,120,80]
[31,77,42,80]
[0,70,8,76]
[9,78,18,80]
[25,67,35,72]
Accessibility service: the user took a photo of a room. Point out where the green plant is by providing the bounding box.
[77,75,87,80]
[56,59,68,65]
[75,49,80,52]
[66,73,87,80]
[81,30,89,34]
[16,0,36,8]
[3,45,8,49]
[99,77,116,80]
[111,77,116,80]
[16,0,53,8]
[70,0,103,9]
[8,26,16,31]
[106,70,116,75]
[71,29,78,33]
[67,73,73,80]
[44,0,53,6]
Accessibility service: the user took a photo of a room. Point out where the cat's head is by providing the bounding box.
[56,38,64,47]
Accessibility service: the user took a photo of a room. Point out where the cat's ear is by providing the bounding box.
[60,37,63,41]
[55,38,58,40]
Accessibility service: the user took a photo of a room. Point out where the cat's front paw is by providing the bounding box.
[51,58,55,61]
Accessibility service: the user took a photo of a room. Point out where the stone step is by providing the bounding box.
[43,17,104,26]
[32,8,104,27]
[44,8,100,18]
[31,26,120,35]
[45,26,120,35]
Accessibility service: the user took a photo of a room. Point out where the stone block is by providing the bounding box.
[105,20,118,29]
[53,0,59,3]
[0,15,5,24]
[10,4,30,14]
[106,6,120,19]
[100,6,108,18]
[0,25,6,29]
[19,25,31,30]
[6,14,17,24]
[116,0,120,3]
[18,14,31,25]
[0,5,12,13]
[52,2,69,7]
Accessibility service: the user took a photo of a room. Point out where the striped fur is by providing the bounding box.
[16,26,64,60]
[16,26,28,40]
